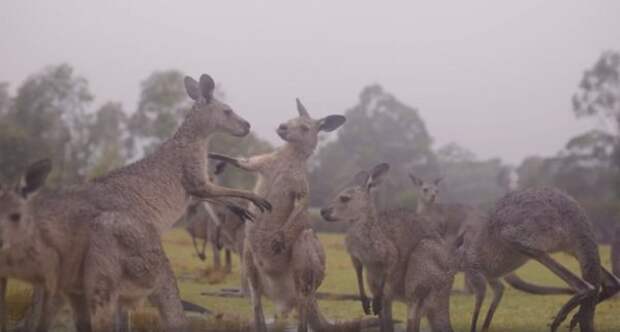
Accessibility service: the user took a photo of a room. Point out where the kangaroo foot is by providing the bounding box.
[549,287,597,332]
[372,296,383,316]
[361,295,371,315]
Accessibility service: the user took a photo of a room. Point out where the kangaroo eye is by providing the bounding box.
[339,196,351,203]
[9,213,21,223]
[224,109,232,116]
[423,188,429,193]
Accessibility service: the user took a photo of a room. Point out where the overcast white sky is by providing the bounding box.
[1,0,619,164]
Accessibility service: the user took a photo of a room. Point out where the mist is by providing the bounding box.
[2,0,619,164]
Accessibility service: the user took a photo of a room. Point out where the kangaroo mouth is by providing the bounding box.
[233,126,250,137]
[320,209,338,222]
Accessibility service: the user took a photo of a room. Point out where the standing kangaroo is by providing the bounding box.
[0,73,271,332]
[321,164,455,332]
[186,161,236,273]
[458,187,620,332]
[409,175,574,296]
[210,99,353,332]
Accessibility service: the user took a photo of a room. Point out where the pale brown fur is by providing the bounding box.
[322,164,455,332]
[0,74,271,332]
[209,99,347,332]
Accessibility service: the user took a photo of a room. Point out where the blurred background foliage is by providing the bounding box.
[1,50,619,247]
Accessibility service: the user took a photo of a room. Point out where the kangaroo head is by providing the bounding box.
[182,74,250,139]
[0,159,51,251]
[321,163,390,223]
[276,98,345,155]
[409,174,442,206]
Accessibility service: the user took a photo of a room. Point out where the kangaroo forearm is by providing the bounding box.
[208,153,260,172]
[189,182,259,202]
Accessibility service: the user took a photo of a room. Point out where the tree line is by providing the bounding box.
[1,51,619,242]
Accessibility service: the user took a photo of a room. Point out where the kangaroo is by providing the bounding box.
[0,73,272,332]
[457,187,620,332]
[186,161,236,273]
[612,223,620,278]
[210,99,361,332]
[321,163,455,332]
[409,175,574,296]
[0,160,67,332]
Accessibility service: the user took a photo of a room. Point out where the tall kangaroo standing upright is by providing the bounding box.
[0,73,271,332]
[458,187,620,332]
[322,164,455,332]
[210,99,353,332]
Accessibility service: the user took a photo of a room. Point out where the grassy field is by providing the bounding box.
[6,229,620,331]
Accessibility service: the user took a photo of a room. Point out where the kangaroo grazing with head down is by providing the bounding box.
[409,175,574,296]
[0,73,271,332]
[321,164,455,332]
[210,99,361,332]
[458,187,620,332]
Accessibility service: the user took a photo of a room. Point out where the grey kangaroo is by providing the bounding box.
[458,187,620,332]
[186,161,236,273]
[409,175,574,296]
[210,99,379,332]
[321,163,455,332]
[0,73,271,332]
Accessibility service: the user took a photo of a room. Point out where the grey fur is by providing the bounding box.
[410,175,574,296]
[209,99,354,332]
[0,73,272,332]
[322,164,455,332]
[458,187,620,332]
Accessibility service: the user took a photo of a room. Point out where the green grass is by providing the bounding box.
[6,230,620,331]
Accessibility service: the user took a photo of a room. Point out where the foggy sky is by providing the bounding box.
[1,0,619,164]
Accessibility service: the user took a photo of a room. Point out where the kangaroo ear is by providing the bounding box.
[409,174,423,187]
[352,170,370,188]
[367,163,390,191]
[434,177,443,185]
[318,115,346,132]
[20,159,52,199]
[184,76,201,101]
[199,74,215,101]
[296,98,310,118]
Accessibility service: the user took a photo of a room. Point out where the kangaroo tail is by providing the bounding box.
[307,298,381,332]
[504,273,574,295]
[181,300,212,315]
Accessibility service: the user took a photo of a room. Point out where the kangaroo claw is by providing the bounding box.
[208,153,239,166]
[361,296,371,315]
[252,197,272,212]
[227,204,255,222]
[372,296,383,316]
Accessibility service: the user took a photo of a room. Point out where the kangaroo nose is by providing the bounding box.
[243,120,251,130]
[320,207,332,219]
[278,124,287,131]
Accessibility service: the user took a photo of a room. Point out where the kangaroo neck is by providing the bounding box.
[279,141,315,161]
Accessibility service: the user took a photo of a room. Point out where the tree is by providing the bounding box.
[0,83,10,116]
[572,50,620,127]
[5,64,93,185]
[310,84,437,207]
[436,142,477,164]
[87,102,129,178]
[436,142,510,208]
[127,70,190,157]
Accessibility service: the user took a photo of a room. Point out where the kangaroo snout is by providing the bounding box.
[320,207,335,222]
[276,124,288,139]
